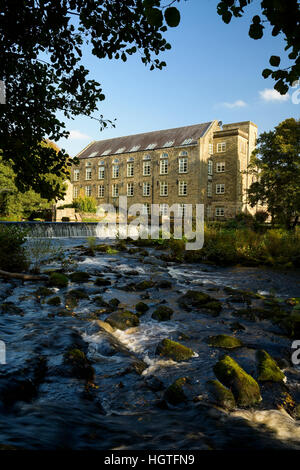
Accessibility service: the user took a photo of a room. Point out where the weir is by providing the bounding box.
[0,221,99,238]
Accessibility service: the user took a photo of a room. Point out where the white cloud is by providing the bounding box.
[221,100,247,108]
[259,88,289,102]
[68,130,91,140]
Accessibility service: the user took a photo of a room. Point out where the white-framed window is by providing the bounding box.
[143,161,151,176]
[159,203,169,216]
[215,207,225,217]
[85,168,92,180]
[208,160,213,176]
[208,143,213,155]
[178,203,187,217]
[216,162,225,173]
[179,157,188,173]
[112,184,119,197]
[178,181,187,196]
[207,182,212,197]
[160,158,168,175]
[142,203,150,215]
[85,185,92,197]
[98,166,105,179]
[98,185,104,198]
[73,186,79,199]
[217,142,226,153]
[127,182,134,196]
[160,182,168,197]
[143,182,150,196]
[216,183,225,194]
[127,162,134,177]
[112,164,119,178]
[74,169,80,181]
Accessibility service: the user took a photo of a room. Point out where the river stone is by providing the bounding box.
[178,290,222,314]
[208,334,243,349]
[152,305,173,321]
[105,311,140,330]
[164,378,187,405]
[156,339,194,362]
[95,277,112,287]
[69,271,90,283]
[48,272,69,288]
[256,350,285,383]
[135,301,149,315]
[213,355,261,407]
[206,379,236,410]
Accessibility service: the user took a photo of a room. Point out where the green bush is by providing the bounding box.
[0,225,29,272]
[73,196,97,213]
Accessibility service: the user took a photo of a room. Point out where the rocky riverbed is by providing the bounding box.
[0,238,300,450]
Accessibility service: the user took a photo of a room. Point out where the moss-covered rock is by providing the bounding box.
[178,290,222,314]
[93,296,109,307]
[164,377,187,405]
[95,277,112,287]
[256,350,285,383]
[206,379,236,410]
[135,280,155,290]
[156,339,194,362]
[46,296,61,306]
[208,334,243,349]
[69,271,90,283]
[152,305,173,321]
[230,322,246,332]
[64,348,94,381]
[0,302,24,316]
[135,301,149,315]
[105,311,140,330]
[157,280,172,289]
[213,355,261,407]
[108,298,120,309]
[49,272,69,288]
[34,286,55,297]
[67,289,89,300]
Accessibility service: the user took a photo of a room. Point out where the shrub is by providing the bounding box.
[73,196,97,213]
[0,225,29,272]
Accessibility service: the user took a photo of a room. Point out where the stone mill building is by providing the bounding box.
[70,120,258,220]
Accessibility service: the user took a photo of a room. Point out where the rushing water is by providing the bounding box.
[0,238,300,450]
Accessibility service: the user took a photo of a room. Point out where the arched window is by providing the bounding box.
[179,150,188,156]
[160,152,168,159]
[143,154,151,160]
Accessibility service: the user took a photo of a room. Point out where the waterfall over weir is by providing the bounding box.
[0,221,101,238]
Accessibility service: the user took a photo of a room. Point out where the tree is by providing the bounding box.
[217,0,300,94]
[0,0,181,199]
[0,141,67,219]
[247,118,300,229]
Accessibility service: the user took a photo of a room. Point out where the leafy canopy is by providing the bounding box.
[248,118,300,229]
[217,0,300,94]
[0,0,181,198]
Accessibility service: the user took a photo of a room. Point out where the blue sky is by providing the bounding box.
[57,0,299,156]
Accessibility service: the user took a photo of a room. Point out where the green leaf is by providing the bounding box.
[269,55,281,67]
[262,68,272,79]
[146,7,163,27]
[164,7,181,28]
[249,23,264,40]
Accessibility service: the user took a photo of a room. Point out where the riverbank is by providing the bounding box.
[0,238,300,449]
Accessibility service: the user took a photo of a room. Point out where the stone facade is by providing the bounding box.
[70,120,258,220]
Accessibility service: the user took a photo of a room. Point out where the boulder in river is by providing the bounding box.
[256,350,285,383]
[208,334,243,349]
[178,290,222,314]
[105,310,140,330]
[164,377,187,405]
[213,355,261,407]
[135,301,149,315]
[49,272,69,288]
[156,339,194,362]
[69,271,91,283]
[152,305,173,321]
[206,379,236,410]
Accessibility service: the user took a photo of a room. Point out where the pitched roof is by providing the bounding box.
[77,122,213,159]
